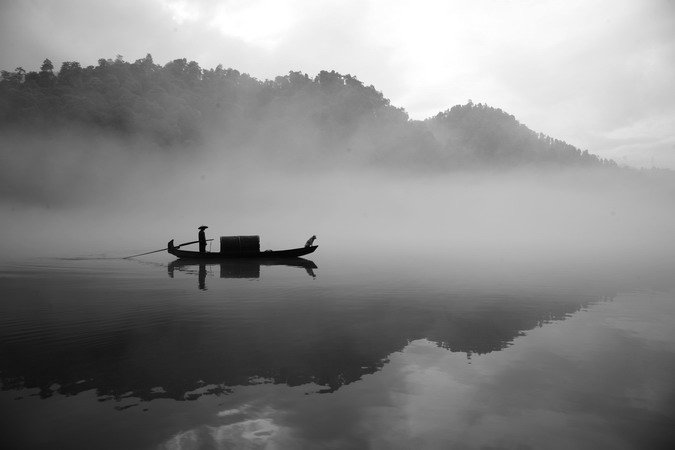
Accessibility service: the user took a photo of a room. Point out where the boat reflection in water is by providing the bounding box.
[168,257,317,288]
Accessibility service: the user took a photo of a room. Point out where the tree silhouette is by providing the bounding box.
[0,55,618,170]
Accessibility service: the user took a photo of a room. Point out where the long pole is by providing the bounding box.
[123,239,214,259]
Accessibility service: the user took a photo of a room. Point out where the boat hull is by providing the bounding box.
[167,239,317,260]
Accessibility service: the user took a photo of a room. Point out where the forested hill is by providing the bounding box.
[1,54,616,170]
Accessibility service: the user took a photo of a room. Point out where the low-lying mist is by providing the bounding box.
[2,129,674,278]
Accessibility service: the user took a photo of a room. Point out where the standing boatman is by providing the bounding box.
[198,225,208,253]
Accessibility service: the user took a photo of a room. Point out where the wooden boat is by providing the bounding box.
[167,239,318,260]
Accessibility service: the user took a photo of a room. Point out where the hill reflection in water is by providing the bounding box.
[0,254,614,404]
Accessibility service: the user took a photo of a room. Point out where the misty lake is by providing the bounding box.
[1,246,674,450]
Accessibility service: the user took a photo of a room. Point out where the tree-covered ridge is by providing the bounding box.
[427,102,617,168]
[0,55,615,169]
[2,54,247,145]
[0,55,400,146]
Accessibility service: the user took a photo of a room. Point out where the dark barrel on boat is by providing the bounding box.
[220,235,260,254]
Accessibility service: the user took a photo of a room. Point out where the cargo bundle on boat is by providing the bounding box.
[219,235,260,255]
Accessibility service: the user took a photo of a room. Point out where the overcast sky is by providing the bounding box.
[2,0,674,168]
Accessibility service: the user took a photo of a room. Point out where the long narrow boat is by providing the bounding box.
[167,239,318,260]
[168,257,318,279]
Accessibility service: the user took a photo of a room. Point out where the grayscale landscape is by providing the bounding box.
[1,1,674,449]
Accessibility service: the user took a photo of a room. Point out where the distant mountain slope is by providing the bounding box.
[1,55,615,169]
[426,102,617,168]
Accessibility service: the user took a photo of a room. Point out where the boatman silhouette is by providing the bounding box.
[198,225,208,253]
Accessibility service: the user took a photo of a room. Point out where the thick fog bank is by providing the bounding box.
[1,133,674,275]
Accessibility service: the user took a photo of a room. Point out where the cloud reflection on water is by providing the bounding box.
[183,290,672,450]
[2,246,675,450]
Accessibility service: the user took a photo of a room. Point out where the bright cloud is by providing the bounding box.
[208,0,299,50]
[158,0,201,24]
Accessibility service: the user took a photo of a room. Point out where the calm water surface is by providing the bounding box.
[1,249,674,450]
